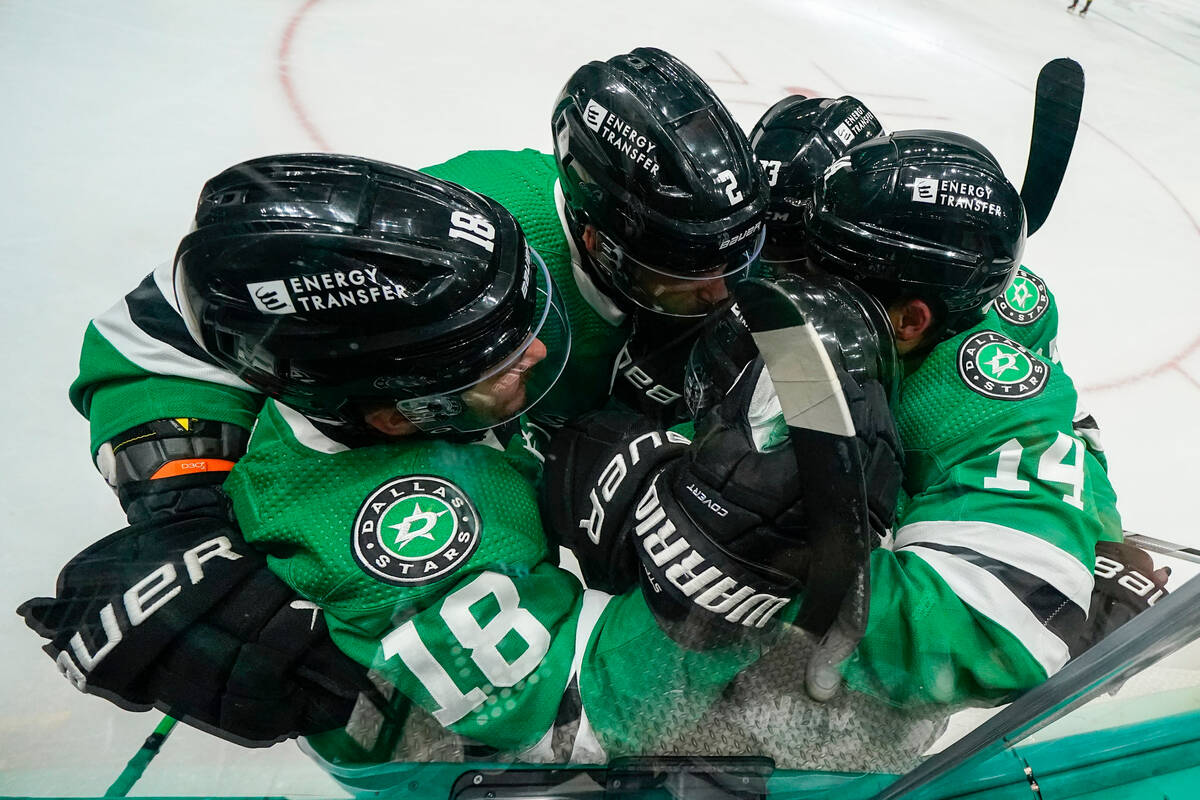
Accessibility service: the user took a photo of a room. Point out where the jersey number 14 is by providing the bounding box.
[984,432,1086,509]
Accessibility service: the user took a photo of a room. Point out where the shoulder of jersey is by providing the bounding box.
[952,328,1052,403]
[993,267,1053,327]
[898,322,1069,449]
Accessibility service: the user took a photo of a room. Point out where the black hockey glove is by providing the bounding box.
[634,356,812,649]
[1065,538,1170,658]
[542,407,689,593]
[17,515,377,747]
[95,419,249,524]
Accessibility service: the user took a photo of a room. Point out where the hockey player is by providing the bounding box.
[797,130,1148,695]
[431,46,767,426]
[748,94,883,277]
[751,102,1161,655]
[22,155,819,764]
[750,94,1063,360]
[63,46,765,530]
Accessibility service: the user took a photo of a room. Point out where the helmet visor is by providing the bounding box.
[684,272,901,421]
[683,303,756,419]
[395,249,571,433]
[592,226,766,318]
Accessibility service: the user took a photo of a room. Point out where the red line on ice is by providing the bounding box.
[1079,122,1200,393]
[278,0,331,152]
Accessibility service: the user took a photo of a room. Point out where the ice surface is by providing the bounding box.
[3,0,1197,794]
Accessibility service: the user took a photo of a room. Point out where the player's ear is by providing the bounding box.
[363,405,418,437]
[889,298,935,353]
[582,224,599,256]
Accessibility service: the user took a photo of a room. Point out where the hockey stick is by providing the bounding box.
[1020,58,1084,236]
[105,715,177,797]
[735,280,872,699]
[1124,532,1200,566]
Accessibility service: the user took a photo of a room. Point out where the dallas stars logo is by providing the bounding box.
[958,331,1049,401]
[352,476,480,586]
[390,502,450,551]
[995,270,1049,326]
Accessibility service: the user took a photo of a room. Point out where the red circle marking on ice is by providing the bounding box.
[270,12,1200,393]
[278,0,331,152]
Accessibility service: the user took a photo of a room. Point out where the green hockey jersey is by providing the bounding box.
[225,400,763,764]
[843,315,1120,705]
[68,150,627,453]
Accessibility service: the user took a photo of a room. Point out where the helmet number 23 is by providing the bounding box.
[716,170,743,205]
[379,571,551,725]
[449,210,497,253]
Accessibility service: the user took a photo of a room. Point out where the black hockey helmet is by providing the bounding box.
[805,130,1026,338]
[685,271,899,425]
[749,95,883,264]
[552,47,768,318]
[174,153,570,434]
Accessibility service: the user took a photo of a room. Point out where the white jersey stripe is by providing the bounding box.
[903,545,1071,677]
[274,401,349,454]
[568,588,613,764]
[152,260,183,314]
[895,520,1093,611]
[92,291,254,393]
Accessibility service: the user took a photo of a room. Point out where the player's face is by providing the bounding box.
[462,338,549,420]
[631,265,730,316]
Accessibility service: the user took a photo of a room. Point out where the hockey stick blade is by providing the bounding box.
[735,280,871,639]
[1020,58,1084,236]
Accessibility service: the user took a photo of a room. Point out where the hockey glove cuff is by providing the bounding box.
[95,419,249,524]
[1065,538,1170,658]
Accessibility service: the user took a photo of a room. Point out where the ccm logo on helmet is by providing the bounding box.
[53,537,244,691]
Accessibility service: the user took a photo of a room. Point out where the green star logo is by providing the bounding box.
[384,500,453,557]
[352,476,480,586]
[995,270,1049,326]
[978,342,1033,383]
[958,331,1048,401]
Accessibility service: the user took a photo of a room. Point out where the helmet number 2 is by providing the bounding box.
[716,170,743,205]
[449,210,496,253]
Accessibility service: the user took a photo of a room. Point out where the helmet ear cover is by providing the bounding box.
[175,153,571,434]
